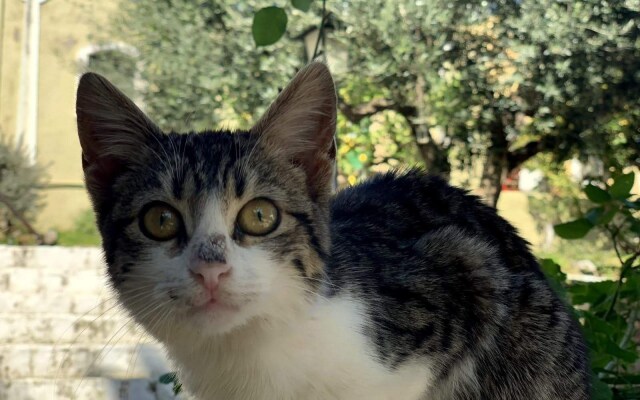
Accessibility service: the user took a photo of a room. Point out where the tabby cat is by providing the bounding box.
[76,62,590,399]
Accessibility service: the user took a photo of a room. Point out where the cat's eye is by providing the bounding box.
[139,202,182,241]
[237,198,280,236]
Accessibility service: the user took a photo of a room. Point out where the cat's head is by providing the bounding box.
[76,63,336,340]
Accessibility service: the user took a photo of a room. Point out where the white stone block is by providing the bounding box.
[0,343,168,379]
[0,377,167,400]
[0,245,104,271]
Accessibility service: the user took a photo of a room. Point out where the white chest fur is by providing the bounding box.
[167,296,433,400]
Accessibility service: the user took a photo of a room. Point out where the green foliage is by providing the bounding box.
[586,184,612,204]
[252,7,288,46]
[251,1,315,46]
[554,219,594,240]
[336,111,421,186]
[158,372,182,395]
[553,172,638,242]
[57,209,101,247]
[0,138,47,243]
[610,173,636,200]
[546,170,640,399]
[252,0,640,201]
[105,0,316,133]
[291,0,313,12]
[105,0,639,203]
[85,49,137,99]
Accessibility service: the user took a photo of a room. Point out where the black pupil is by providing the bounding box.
[255,208,264,222]
[159,210,172,228]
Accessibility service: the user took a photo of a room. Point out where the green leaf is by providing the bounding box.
[568,281,616,306]
[585,184,611,204]
[620,273,640,301]
[603,338,638,363]
[609,172,635,199]
[159,372,177,384]
[583,312,616,335]
[601,373,640,385]
[585,207,604,225]
[585,207,617,226]
[540,259,568,299]
[598,208,617,225]
[345,151,364,169]
[540,258,567,281]
[174,383,183,395]
[623,199,640,210]
[554,218,593,239]
[630,220,640,235]
[591,375,614,400]
[252,7,288,46]
[292,0,313,12]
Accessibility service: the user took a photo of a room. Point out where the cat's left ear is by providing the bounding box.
[76,72,161,207]
[251,62,337,201]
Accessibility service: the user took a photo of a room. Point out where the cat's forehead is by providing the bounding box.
[145,130,253,193]
[111,129,307,217]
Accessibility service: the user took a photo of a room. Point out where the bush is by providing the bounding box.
[57,209,101,246]
[0,138,47,243]
[545,170,640,400]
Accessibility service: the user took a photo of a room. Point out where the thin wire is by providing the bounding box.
[311,0,328,61]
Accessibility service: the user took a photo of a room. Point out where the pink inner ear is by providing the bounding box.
[251,63,337,200]
[84,155,125,192]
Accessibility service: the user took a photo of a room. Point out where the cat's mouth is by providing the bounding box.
[187,291,244,315]
[190,298,240,314]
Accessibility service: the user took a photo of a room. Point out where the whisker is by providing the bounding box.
[54,298,123,385]
[125,299,171,382]
[55,287,153,382]
[72,297,171,398]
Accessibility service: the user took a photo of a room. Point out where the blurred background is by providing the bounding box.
[0,0,638,399]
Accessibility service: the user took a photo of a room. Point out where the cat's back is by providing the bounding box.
[331,169,534,263]
[327,170,590,399]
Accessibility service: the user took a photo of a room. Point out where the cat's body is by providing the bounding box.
[76,63,590,399]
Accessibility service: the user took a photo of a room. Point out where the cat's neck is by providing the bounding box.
[171,289,346,358]
[164,293,433,400]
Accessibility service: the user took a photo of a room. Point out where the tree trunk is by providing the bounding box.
[411,75,451,179]
[411,122,451,179]
[479,119,508,207]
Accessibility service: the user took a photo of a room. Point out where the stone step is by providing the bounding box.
[0,292,115,315]
[0,377,183,400]
[0,245,104,270]
[0,343,169,380]
[0,314,140,345]
[0,267,108,294]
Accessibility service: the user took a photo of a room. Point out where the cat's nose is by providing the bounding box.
[189,261,231,292]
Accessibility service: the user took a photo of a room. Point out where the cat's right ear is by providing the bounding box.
[251,62,337,202]
[76,73,159,196]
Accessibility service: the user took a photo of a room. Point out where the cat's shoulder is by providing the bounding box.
[330,168,489,225]
[333,168,462,203]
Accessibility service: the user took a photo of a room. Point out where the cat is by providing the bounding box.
[76,62,591,400]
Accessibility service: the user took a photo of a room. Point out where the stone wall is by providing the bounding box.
[0,245,181,399]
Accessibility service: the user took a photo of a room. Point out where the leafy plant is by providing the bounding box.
[547,171,640,399]
[0,138,47,243]
[252,0,315,47]
[57,209,101,247]
[159,372,183,396]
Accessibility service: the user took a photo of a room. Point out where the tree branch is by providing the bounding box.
[337,96,398,123]
[506,135,558,172]
[0,191,42,241]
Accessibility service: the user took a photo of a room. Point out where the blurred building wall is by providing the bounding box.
[0,0,118,230]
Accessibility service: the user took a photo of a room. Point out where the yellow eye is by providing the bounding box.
[140,202,182,241]
[237,198,280,236]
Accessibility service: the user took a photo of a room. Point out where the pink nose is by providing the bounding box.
[189,261,231,292]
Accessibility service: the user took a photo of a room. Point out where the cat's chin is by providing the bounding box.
[183,300,257,337]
